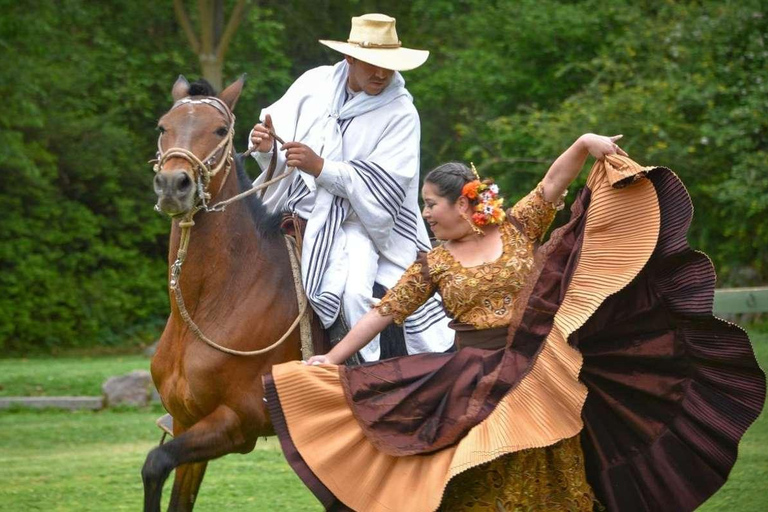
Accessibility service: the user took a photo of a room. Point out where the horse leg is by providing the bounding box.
[168,461,208,512]
[141,406,256,512]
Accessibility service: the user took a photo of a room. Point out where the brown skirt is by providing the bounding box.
[264,159,765,512]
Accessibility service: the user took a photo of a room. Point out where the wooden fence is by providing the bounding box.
[714,287,768,322]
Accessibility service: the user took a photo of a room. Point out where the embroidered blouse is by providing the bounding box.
[376,183,562,330]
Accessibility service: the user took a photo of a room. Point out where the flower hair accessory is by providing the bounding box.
[461,163,506,227]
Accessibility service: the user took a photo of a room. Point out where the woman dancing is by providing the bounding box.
[263,134,765,511]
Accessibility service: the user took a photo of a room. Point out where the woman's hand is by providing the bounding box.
[304,354,334,365]
[301,310,393,367]
[541,133,629,201]
[580,133,628,160]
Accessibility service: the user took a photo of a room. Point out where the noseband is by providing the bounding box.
[153,96,235,212]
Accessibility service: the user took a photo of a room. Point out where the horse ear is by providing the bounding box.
[219,74,246,111]
[172,75,190,101]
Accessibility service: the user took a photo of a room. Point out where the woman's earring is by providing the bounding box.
[461,213,484,236]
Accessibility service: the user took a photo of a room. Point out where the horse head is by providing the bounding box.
[153,75,244,216]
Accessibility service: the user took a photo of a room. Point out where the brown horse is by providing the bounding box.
[141,76,303,512]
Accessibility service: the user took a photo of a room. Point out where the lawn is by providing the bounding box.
[697,329,768,512]
[0,331,765,511]
[0,355,149,397]
[0,407,319,512]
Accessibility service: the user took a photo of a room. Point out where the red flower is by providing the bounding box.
[462,180,481,200]
[472,212,487,226]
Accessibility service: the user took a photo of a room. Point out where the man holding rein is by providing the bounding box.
[248,13,452,361]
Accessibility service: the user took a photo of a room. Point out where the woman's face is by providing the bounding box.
[421,181,471,241]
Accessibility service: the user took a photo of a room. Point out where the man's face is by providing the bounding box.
[346,56,395,96]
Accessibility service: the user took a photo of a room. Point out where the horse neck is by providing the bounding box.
[167,162,285,301]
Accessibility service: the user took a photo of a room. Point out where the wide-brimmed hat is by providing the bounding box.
[319,13,429,72]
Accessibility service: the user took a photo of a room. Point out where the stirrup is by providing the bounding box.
[156,413,174,437]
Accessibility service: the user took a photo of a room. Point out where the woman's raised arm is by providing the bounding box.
[541,133,627,203]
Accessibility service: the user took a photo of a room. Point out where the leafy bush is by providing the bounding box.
[2,0,765,352]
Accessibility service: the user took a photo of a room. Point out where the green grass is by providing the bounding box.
[698,330,768,511]
[0,330,765,511]
[0,407,319,511]
[0,356,149,396]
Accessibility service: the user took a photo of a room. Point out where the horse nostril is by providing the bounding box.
[176,173,192,191]
[153,173,165,191]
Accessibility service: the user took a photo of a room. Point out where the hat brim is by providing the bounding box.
[319,40,429,71]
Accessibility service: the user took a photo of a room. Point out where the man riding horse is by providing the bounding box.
[144,15,457,510]
[249,13,453,362]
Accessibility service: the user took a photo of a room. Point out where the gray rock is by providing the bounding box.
[102,370,153,407]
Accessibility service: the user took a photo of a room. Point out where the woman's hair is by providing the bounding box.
[424,162,476,204]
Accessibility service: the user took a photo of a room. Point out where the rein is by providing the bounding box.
[154,97,305,357]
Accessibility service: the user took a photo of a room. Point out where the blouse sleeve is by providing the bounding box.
[374,253,437,325]
[509,182,565,242]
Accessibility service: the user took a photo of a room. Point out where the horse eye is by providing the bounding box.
[215,127,228,137]
[157,125,166,134]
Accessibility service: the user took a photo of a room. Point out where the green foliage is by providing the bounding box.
[0,0,290,352]
[406,0,768,284]
[2,0,765,351]
[1,1,174,351]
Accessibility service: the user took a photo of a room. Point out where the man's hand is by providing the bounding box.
[283,142,324,177]
[250,113,275,153]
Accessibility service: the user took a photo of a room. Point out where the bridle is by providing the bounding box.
[151,96,309,357]
[152,96,294,215]
[153,96,236,215]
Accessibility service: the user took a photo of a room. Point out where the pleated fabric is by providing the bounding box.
[575,168,766,511]
[263,156,765,511]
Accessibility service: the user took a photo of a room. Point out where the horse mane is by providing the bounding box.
[188,79,217,97]
[234,154,284,239]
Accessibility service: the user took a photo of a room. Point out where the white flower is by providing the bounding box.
[489,184,499,194]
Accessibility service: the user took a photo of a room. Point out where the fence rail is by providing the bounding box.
[713,287,768,315]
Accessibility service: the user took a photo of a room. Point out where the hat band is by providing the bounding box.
[347,39,402,49]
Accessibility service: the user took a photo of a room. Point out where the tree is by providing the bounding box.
[173,0,254,90]
[0,0,289,352]
[2,0,763,353]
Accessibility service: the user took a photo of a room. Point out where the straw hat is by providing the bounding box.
[319,13,429,72]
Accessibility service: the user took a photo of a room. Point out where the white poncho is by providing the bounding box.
[250,61,453,359]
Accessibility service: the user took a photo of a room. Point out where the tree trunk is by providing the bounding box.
[200,54,223,92]
[173,0,251,92]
